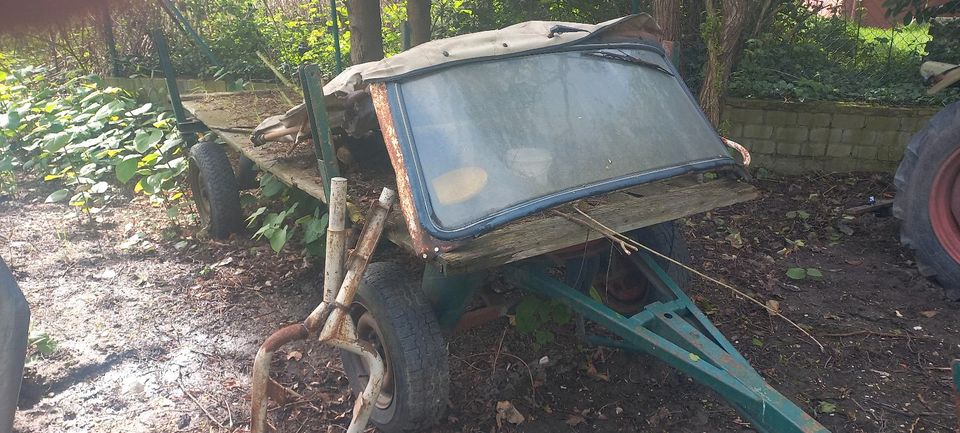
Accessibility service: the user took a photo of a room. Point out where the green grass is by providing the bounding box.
[857,23,931,55]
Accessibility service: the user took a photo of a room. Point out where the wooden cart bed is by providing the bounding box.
[181,90,330,202]
[182,90,759,274]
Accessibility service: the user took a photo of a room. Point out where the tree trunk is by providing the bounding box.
[346,0,384,64]
[698,0,749,127]
[407,0,431,47]
[98,4,120,77]
[653,0,681,59]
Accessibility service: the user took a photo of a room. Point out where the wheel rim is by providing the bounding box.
[353,309,395,410]
[189,162,212,227]
[929,146,960,263]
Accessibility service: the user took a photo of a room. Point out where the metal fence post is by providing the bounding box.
[330,0,344,74]
[157,0,221,68]
[402,21,412,51]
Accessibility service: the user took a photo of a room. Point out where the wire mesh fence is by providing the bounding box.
[728,2,957,105]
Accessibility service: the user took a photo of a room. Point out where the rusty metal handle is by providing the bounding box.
[250,182,395,433]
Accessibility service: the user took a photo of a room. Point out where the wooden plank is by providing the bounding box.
[182,95,328,203]
[213,130,327,203]
[436,177,758,274]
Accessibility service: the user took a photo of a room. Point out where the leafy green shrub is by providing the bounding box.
[514,295,572,347]
[926,18,960,64]
[729,4,958,105]
[245,173,329,255]
[0,65,186,214]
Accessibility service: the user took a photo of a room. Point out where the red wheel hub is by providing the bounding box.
[929,146,960,264]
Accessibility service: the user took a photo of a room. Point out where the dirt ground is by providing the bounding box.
[4,171,959,433]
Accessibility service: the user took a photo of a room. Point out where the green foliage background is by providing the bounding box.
[0,64,187,213]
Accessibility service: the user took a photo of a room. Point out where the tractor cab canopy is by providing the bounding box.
[318,14,740,241]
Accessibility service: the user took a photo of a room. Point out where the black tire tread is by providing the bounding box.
[892,102,960,294]
[342,262,449,433]
[237,155,259,190]
[189,142,243,238]
[634,221,691,288]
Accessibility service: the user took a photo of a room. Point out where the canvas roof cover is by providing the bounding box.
[321,14,661,97]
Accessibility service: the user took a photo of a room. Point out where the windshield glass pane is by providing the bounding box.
[397,47,731,231]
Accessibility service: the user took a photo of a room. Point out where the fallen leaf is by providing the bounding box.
[920,310,939,318]
[495,401,524,427]
[565,414,585,426]
[287,351,303,361]
[765,299,781,316]
[212,257,234,268]
[817,401,837,414]
[585,362,609,382]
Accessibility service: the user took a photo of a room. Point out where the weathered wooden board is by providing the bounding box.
[435,176,758,274]
[182,92,328,203]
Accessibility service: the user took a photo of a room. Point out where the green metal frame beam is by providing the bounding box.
[299,64,340,199]
[501,254,829,433]
[421,264,487,330]
[152,29,206,145]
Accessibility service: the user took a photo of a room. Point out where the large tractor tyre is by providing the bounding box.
[894,102,960,298]
[340,262,449,433]
[237,155,259,190]
[601,221,691,312]
[188,141,243,239]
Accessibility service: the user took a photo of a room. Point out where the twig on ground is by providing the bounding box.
[822,330,923,339]
[490,327,508,381]
[177,378,225,430]
[466,351,537,404]
[222,395,233,427]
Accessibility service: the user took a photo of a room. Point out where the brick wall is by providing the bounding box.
[722,98,942,174]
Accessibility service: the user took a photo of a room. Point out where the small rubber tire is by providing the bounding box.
[340,262,449,433]
[602,220,691,312]
[237,156,259,190]
[893,101,960,298]
[188,141,243,239]
[631,220,691,289]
